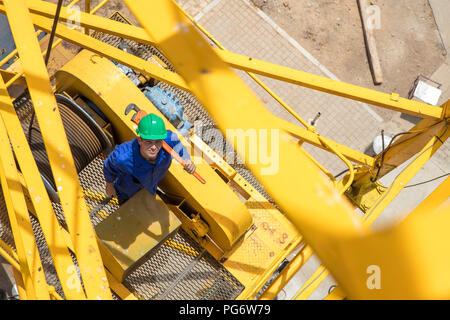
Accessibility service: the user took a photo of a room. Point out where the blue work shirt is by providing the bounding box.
[103,130,190,203]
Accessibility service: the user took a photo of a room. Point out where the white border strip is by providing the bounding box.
[194,0,224,21]
[237,0,383,122]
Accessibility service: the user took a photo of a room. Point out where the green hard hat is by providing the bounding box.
[136,113,167,140]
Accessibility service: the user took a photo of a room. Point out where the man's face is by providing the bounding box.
[138,137,162,161]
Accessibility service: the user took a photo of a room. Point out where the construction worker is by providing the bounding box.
[103,113,195,204]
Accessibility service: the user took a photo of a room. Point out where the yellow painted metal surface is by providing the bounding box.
[55,49,253,256]
[228,194,302,299]
[2,1,377,169]
[4,0,111,300]
[0,113,48,300]
[0,78,86,299]
[292,264,328,300]
[23,0,154,46]
[324,176,450,299]
[215,49,445,120]
[258,245,313,300]
[363,123,449,225]
[291,120,449,298]
[126,0,366,246]
[409,177,449,217]
[345,179,387,213]
[55,48,305,299]
[105,269,138,300]
[20,0,445,120]
[375,119,447,177]
[123,0,450,299]
[95,189,182,281]
[188,131,303,299]
[0,0,448,300]
[324,286,346,300]
[292,122,449,299]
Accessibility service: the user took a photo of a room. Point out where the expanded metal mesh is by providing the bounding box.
[124,229,243,300]
[2,88,244,299]
[80,158,244,300]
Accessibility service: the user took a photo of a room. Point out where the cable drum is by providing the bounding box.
[26,98,104,193]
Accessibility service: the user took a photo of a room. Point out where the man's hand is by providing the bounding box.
[105,182,117,198]
[183,160,196,174]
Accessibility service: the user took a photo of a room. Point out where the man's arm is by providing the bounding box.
[167,130,190,160]
[103,147,122,197]
[166,130,195,174]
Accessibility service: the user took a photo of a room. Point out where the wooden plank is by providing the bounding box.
[357,0,383,84]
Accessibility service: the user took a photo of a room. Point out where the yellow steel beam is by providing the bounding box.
[258,244,313,300]
[22,0,147,44]
[0,242,63,299]
[4,0,111,300]
[216,50,444,120]
[298,144,337,183]
[408,176,450,218]
[176,0,361,188]
[291,122,449,299]
[344,118,448,215]
[0,79,86,299]
[105,270,138,300]
[292,264,328,300]
[0,0,81,70]
[236,233,303,300]
[324,286,346,300]
[316,135,355,193]
[125,0,450,299]
[15,8,188,89]
[174,0,443,124]
[0,31,42,70]
[0,4,376,168]
[12,265,27,300]
[276,116,375,167]
[125,0,371,294]
[0,238,20,273]
[56,48,253,257]
[173,0,314,131]
[0,117,49,299]
[371,118,448,178]
[19,0,444,121]
[363,121,448,225]
[21,174,137,300]
[0,69,18,84]
[3,0,109,88]
[320,176,450,300]
[188,132,304,299]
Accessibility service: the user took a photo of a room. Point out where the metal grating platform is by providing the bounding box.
[124,229,243,300]
[1,87,244,299]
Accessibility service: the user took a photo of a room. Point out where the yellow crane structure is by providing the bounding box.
[0,0,448,300]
